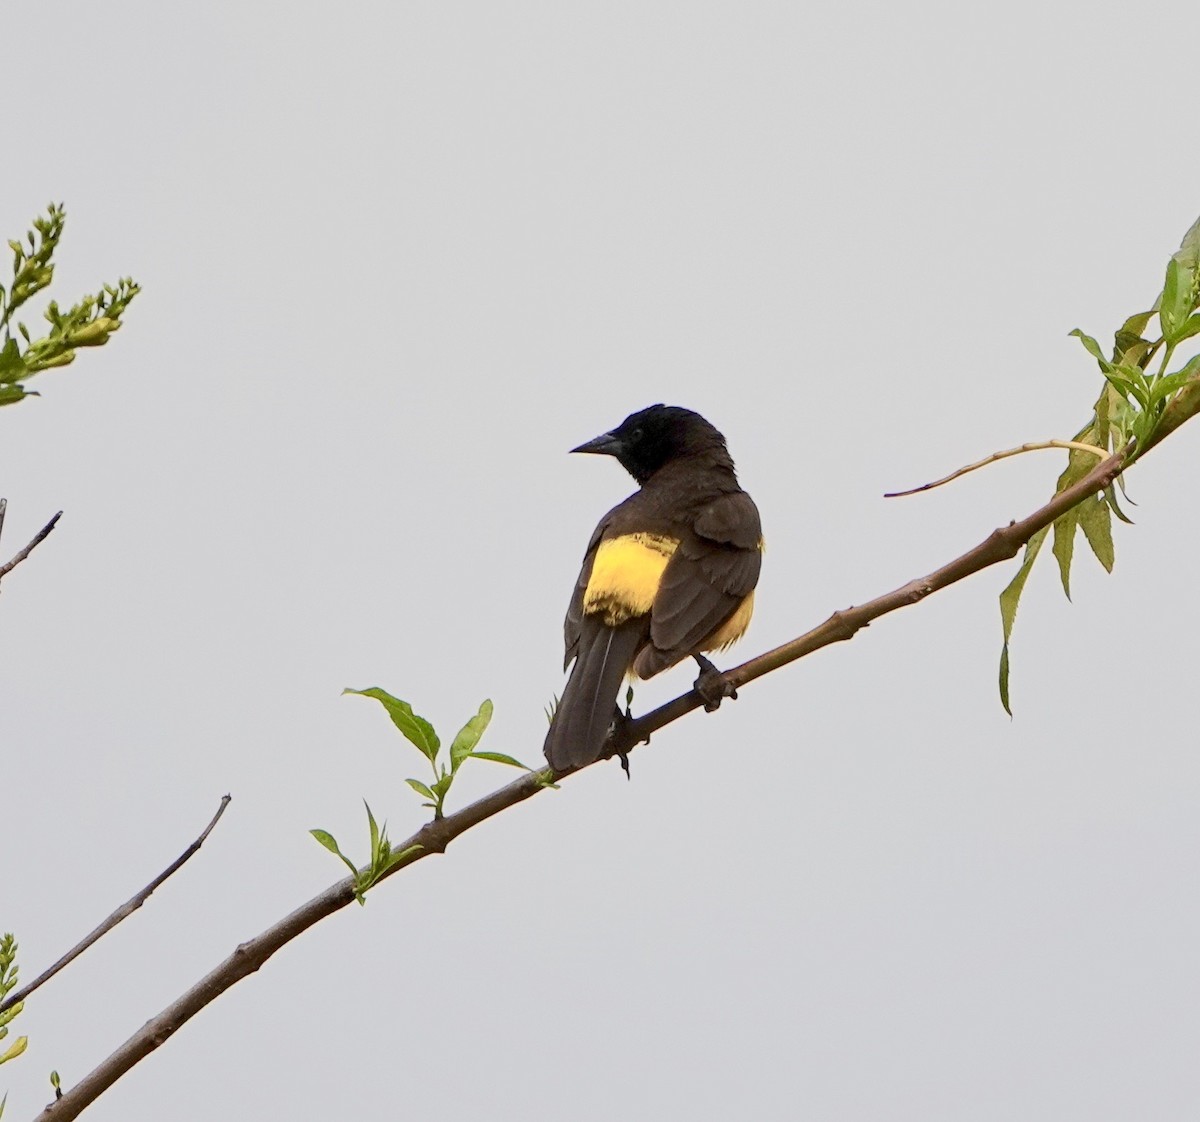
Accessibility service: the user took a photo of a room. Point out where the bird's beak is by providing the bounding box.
[570,430,624,456]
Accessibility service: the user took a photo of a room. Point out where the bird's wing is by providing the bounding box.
[563,518,606,670]
[636,491,762,677]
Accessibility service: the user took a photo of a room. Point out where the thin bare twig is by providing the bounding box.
[1,797,231,1016]
[884,440,1110,498]
[34,435,1153,1122]
[0,509,62,580]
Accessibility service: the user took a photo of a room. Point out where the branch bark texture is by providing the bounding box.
[27,441,1158,1122]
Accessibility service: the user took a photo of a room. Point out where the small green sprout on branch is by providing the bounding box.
[310,803,422,906]
[310,692,533,902]
[0,203,140,407]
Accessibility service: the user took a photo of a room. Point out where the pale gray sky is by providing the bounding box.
[4,2,1200,1119]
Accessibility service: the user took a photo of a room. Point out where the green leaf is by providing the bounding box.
[380,843,424,873]
[1113,331,1150,368]
[1051,510,1077,599]
[1077,495,1114,572]
[1147,367,1197,407]
[0,339,24,384]
[0,1036,27,1065]
[405,777,436,800]
[1104,484,1135,525]
[998,646,1012,718]
[1116,362,1153,403]
[1106,392,1134,447]
[468,750,532,770]
[1173,314,1200,343]
[998,526,1049,715]
[1051,438,1102,598]
[449,699,494,773]
[429,770,454,817]
[1091,389,1112,450]
[343,687,440,763]
[1120,310,1157,338]
[1175,213,1200,271]
[1100,368,1148,408]
[1069,328,1112,371]
[310,829,359,878]
[364,801,381,864]
[1173,353,1200,380]
[310,828,342,855]
[1161,257,1193,340]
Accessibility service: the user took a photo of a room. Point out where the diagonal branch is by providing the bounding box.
[0,507,62,581]
[1,797,231,1016]
[32,426,1182,1122]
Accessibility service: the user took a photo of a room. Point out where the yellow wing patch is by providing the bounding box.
[584,533,679,626]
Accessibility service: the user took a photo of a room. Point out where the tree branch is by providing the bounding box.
[882,439,1109,498]
[0,507,62,581]
[31,423,1184,1121]
[1,797,231,1017]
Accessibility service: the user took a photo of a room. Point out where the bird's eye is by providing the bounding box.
[628,427,643,442]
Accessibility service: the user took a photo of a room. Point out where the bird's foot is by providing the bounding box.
[693,654,737,712]
[608,707,637,780]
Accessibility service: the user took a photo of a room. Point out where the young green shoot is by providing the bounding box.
[311,693,534,899]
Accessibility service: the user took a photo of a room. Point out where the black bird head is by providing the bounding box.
[571,404,731,484]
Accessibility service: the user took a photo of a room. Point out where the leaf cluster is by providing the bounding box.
[0,204,140,407]
[311,805,422,906]
[0,935,28,1119]
[310,692,532,902]
[999,215,1200,711]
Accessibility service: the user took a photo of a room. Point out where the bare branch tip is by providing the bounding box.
[885,439,1110,500]
[0,793,237,1018]
[0,507,64,578]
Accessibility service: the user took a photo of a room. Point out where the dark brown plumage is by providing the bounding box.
[544,405,763,773]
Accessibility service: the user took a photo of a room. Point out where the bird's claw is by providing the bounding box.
[609,707,637,780]
[693,655,737,712]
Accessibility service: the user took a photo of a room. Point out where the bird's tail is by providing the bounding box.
[544,619,645,771]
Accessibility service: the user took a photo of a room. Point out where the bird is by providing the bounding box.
[543,404,763,774]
